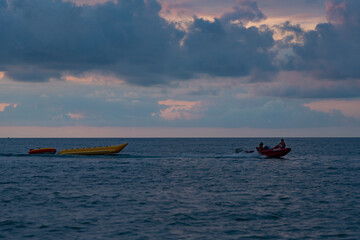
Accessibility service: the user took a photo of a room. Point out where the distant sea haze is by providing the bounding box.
[1,138,359,239]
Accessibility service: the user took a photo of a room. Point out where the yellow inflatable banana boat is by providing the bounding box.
[58,143,128,155]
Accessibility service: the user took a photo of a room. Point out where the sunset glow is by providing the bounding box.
[0,0,359,137]
[67,113,86,120]
[0,103,17,112]
[304,100,360,119]
[157,100,204,120]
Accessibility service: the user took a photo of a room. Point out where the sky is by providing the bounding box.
[1,0,360,137]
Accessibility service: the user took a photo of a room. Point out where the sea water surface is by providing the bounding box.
[0,138,359,239]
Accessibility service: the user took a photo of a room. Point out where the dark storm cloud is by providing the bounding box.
[4,0,359,86]
[0,0,276,84]
[0,0,185,83]
[285,0,360,80]
[4,66,62,82]
[277,21,303,37]
[183,16,275,78]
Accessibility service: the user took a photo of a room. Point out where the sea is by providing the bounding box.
[0,138,359,239]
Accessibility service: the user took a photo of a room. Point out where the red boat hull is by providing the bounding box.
[256,148,291,158]
[29,148,57,155]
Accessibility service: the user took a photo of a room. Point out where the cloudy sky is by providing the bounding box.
[1,0,360,137]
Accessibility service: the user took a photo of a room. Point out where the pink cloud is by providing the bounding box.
[304,100,360,119]
[159,0,235,23]
[63,0,116,6]
[67,113,85,120]
[159,0,325,31]
[326,0,346,24]
[0,103,18,112]
[63,74,124,85]
[157,99,204,120]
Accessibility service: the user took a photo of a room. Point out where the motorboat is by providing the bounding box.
[256,147,291,158]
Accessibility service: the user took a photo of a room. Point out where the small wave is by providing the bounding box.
[0,220,27,229]
[167,221,191,226]
[119,154,164,159]
[0,181,18,185]
[0,220,17,227]
[0,153,29,157]
[221,152,260,158]
[0,152,266,160]
[0,153,133,159]
[235,217,253,222]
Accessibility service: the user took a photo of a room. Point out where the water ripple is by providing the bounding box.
[0,138,359,239]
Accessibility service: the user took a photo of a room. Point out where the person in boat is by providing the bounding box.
[257,142,269,151]
[273,139,286,149]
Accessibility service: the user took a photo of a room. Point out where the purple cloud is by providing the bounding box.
[220,0,266,24]
[284,0,360,80]
[0,0,184,84]
[1,0,359,89]
[0,0,276,84]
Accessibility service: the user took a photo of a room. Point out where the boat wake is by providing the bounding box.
[0,152,266,160]
[222,152,262,158]
[0,153,30,157]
